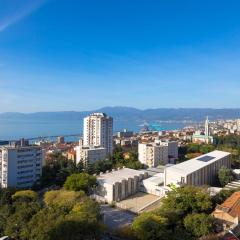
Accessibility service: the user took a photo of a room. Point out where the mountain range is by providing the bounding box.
[1,107,240,123]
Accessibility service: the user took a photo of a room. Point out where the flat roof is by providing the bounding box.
[166,150,231,175]
[143,173,164,185]
[97,168,146,185]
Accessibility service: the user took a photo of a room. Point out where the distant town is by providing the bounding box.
[1,113,240,239]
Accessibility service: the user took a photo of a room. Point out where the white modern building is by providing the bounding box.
[94,168,148,203]
[0,141,45,188]
[141,173,170,197]
[75,145,107,165]
[164,150,231,187]
[138,142,168,167]
[83,113,113,155]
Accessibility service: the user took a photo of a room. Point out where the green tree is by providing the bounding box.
[4,201,40,239]
[161,186,212,216]
[51,199,102,240]
[132,212,170,240]
[12,190,38,202]
[0,205,13,236]
[212,189,234,206]
[64,173,96,193]
[44,190,86,209]
[23,206,66,240]
[40,153,80,188]
[0,188,17,205]
[24,198,102,240]
[184,213,214,238]
[218,166,234,187]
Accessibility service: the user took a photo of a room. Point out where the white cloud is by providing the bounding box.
[0,0,47,32]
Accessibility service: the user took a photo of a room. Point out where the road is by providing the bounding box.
[101,205,136,230]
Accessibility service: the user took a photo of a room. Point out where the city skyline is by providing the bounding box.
[1,0,240,112]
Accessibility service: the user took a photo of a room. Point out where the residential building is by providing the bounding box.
[93,167,148,203]
[0,140,45,188]
[57,136,65,144]
[117,129,134,138]
[157,140,178,161]
[83,113,113,155]
[75,145,107,165]
[164,150,231,187]
[138,142,168,167]
[67,149,76,161]
[212,191,240,230]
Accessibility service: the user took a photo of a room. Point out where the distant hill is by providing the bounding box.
[1,107,240,123]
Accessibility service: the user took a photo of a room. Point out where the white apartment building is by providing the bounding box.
[138,143,168,167]
[75,145,107,165]
[164,150,231,187]
[0,142,45,188]
[83,113,113,155]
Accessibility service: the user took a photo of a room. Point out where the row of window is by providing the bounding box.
[17,175,33,180]
[17,154,34,158]
[17,180,34,185]
[18,159,33,164]
[17,170,33,175]
[17,164,34,169]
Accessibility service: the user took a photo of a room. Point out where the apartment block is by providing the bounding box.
[138,143,168,167]
[75,145,107,165]
[83,113,113,155]
[0,141,45,188]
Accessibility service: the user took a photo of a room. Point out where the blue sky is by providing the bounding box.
[1,0,240,112]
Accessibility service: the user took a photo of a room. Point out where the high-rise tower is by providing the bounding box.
[83,113,113,155]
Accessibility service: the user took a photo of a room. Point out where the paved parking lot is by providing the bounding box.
[101,205,136,230]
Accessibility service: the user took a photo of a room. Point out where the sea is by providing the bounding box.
[0,118,187,142]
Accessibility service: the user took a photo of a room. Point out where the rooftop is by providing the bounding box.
[166,150,231,175]
[143,173,164,185]
[216,191,240,218]
[89,112,107,117]
[97,168,146,185]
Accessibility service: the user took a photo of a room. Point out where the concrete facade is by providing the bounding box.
[164,150,231,187]
[75,145,107,165]
[83,113,113,155]
[138,143,168,167]
[0,143,45,188]
[160,140,178,159]
[94,168,148,203]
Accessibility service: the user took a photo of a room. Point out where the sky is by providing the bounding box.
[1,0,240,112]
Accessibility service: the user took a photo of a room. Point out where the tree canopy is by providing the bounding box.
[12,190,38,202]
[64,173,96,193]
[132,212,170,240]
[184,213,214,238]
[132,186,215,240]
[161,186,212,215]
[218,166,234,187]
[44,190,86,208]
